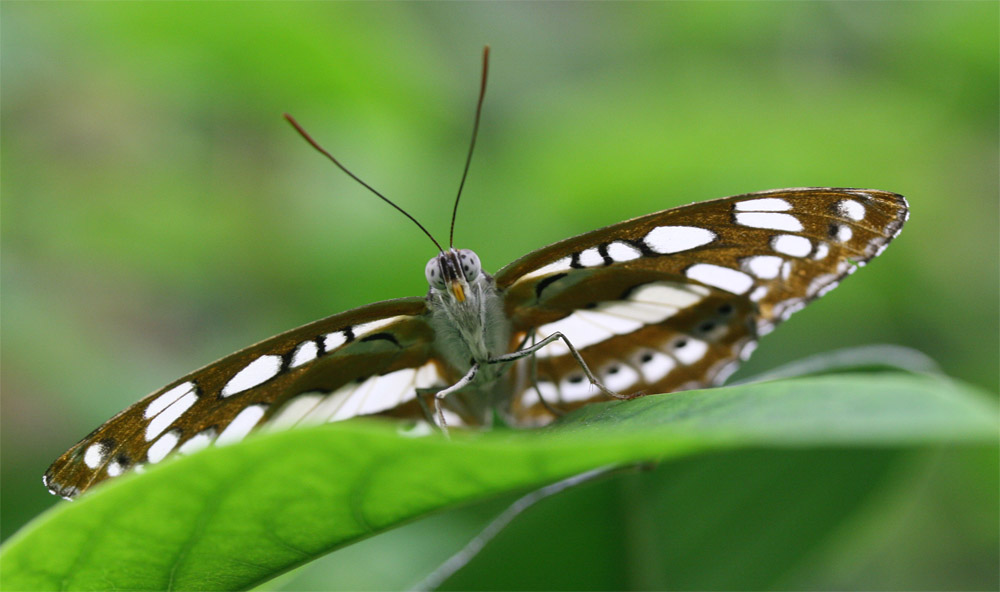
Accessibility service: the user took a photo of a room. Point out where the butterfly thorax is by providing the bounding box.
[425,249,512,417]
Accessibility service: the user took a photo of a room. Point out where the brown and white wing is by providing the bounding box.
[495,188,908,423]
[44,297,455,499]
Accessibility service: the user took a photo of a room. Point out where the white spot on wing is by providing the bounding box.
[323,331,347,352]
[147,430,180,464]
[673,338,709,365]
[606,241,641,262]
[578,247,604,267]
[145,390,198,441]
[532,281,709,359]
[816,280,841,298]
[686,264,754,294]
[522,257,572,280]
[302,387,354,424]
[633,350,675,383]
[339,377,378,418]
[576,309,643,335]
[290,341,318,368]
[519,388,540,408]
[522,380,558,409]
[776,298,807,321]
[353,317,404,338]
[630,282,706,308]
[734,198,792,211]
[771,234,812,257]
[837,199,865,221]
[145,381,196,419]
[741,255,784,279]
[303,366,423,424]
[833,224,853,242]
[739,341,758,361]
[644,226,716,254]
[221,355,282,397]
[712,361,740,385]
[559,375,594,403]
[360,368,417,414]
[597,301,677,323]
[807,273,839,297]
[696,318,730,341]
[84,443,107,469]
[265,394,325,431]
[812,242,829,260]
[536,380,559,403]
[734,212,803,232]
[179,428,217,455]
[536,314,614,358]
[749,286,768,302]
[106,460,125,477]
[601,363,639,392]
[216,404,267,446]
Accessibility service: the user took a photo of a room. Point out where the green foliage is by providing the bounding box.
[1,374,995,591]
[3,3,997,589]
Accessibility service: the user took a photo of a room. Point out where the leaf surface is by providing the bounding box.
[2,373,995,591]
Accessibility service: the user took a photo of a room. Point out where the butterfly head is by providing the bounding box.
[425,248,482,303]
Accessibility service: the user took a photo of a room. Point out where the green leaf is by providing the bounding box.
[2,373,995,591]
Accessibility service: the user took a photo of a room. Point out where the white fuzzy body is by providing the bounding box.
[426,269,512,422]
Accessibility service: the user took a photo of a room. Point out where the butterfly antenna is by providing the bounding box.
[449,45,490,248]
[284,113,445,253]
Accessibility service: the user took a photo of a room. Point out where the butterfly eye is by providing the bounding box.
[425,258,447,290]
[458,249,481,281]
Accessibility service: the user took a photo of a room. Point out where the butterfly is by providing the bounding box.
[44,48,908,500]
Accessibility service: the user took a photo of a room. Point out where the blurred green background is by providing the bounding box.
[3,2,997,590]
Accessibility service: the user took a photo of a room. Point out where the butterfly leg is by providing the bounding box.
[416,386,474,428]
[524,332,563,417]
[433,363,479,436]
[489,331,625,400]
[504,332,561,417]
[414,389,438,425]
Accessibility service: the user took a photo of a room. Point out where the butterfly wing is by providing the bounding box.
[44,297,456,499]
[495,188,908,422]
